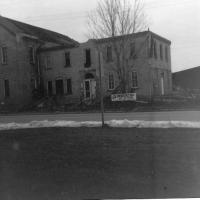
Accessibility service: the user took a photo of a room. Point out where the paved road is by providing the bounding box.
[1,110,200,123]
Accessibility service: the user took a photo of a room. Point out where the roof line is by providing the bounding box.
[0,23,16,36]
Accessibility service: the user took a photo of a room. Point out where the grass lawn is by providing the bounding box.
[1,127,200,199]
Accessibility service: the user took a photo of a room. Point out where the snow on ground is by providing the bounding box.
[1,120,200,130]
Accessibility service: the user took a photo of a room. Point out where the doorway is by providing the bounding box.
[55,79,64,95]
[83,73,96,99]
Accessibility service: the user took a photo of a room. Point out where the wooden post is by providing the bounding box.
[98,51,105,127]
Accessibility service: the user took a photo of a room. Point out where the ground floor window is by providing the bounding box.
[108,73,115,90]
[66,78,72,94]
[4,79,10,97]
[55,79,64,95]
[47,81,53,96]
[131,71,138,88]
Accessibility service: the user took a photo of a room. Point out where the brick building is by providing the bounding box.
[0,16,172,109]
[0,16,78,109]
[40,31,172,104]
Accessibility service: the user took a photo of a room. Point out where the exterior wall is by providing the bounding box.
[98,33,172,100]
[40,40,99,103]
[0,26,39,109]
[149,37,172,96]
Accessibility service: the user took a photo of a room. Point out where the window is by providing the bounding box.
[31,78,37,90]
[84,49,91,68]
[1,46,7,64]
[160,44,163,60]
[108,73,115,90]
[29,47,35,64]
[55,79,64,95]
[107,46,112,62]
[47,81,53,96]
[165,46,168,62]
[65,52,71,67]
[154,41,157,59]
[66,78,72,94]
[130,42,136,59]
[45,55,51,70]
[4,79,10,97]
[131,71,138,88]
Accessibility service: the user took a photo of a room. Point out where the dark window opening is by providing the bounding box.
[66,79,72,94]
[130,42,136,59]
[1,46,7,64]
[85,80,90,98]
[47,81,53,96]
[55,79,64,95]
[65,52,71,67]
[85,49,91,68]
[29,47,35,64]
[107,46,112,62]
[160,44,163,60]
[4,79,10,97]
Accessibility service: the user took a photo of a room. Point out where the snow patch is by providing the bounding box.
[1,120,200,130]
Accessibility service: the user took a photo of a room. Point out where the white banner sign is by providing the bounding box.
[111,93,136,102]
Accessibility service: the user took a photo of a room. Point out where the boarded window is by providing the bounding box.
[160,44,163,60]
[1,46,7,64]
[108,73,115,90]
[107,46,112,62]
[65,52,71,67]
[85,49,91,68]
[165,46,168,62]
[4,79,10,97]
[66,78,72,94]
[130,42,136,58]
[29,47,35,64]
[131,71,138,88]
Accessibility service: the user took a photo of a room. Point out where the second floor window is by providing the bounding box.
[107,46,112,62]
[29,47,35,64]
[108,73,115,90]
[131,71,138,88]
[1,46,7,64]
[85,49,91,68]
[130,42,136,58]
[160,44,163,60]
[65,52,71,67]
[45,55,51,70]
[165,46,168,62]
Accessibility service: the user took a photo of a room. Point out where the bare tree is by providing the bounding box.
[87,0,148,93]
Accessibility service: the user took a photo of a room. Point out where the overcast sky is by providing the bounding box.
[0,0,199,72]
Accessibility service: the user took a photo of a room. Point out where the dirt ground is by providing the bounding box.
[1,127,200,199]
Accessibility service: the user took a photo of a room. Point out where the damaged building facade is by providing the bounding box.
[0,16,78,109]
[40,31,172,105]
[0,16,172,109]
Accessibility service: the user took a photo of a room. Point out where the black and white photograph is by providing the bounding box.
[0,0,200,199]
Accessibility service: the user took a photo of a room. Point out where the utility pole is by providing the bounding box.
[98,50,105,127]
